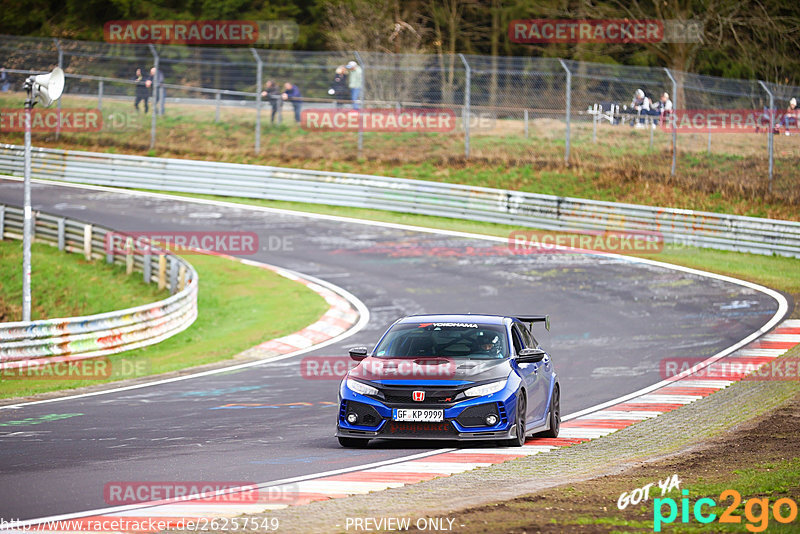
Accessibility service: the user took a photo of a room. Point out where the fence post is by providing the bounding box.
[158,255,167,290]
[459,54,470,159]
[757,80,774,193]
[592,104,598,143]
[58,218,65,251]
[251,48,262,154]
[83,224,92,261]
[558,59,571,165]
[148,44,159,150]
[98,80,103,110]
[125,236,134,274]
[54,39,63,140]
[0,205,4,240]
[169,256,178,294]
[354,51,365,158]
[215,91,221,122]
[664,68,678,176]
[524,109,529,138]
[143,253,152,284]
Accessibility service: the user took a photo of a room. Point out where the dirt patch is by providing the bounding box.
[409,393,800,533]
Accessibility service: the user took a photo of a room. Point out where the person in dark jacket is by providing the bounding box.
[133,68,150,113]
[0,68,10,92]
[282,82,302,123]
[329,66,348,108]
[261,80,280,124]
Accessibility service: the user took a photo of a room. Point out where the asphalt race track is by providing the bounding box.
[0,179,784,521]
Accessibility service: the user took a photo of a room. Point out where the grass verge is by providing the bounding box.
[0,239,166,322]
[0,243,329,399]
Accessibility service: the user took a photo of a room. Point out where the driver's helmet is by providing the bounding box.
[474,331,502,356]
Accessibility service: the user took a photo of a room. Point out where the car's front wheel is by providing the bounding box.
[338,436,370,448]
[503,393,527,447]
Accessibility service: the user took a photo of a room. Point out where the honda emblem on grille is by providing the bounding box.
[413,391,425,402]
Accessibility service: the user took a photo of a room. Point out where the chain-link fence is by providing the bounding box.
[0,34,797,198]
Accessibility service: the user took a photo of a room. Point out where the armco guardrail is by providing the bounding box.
[1,144,799,258]
[0,203,198,365]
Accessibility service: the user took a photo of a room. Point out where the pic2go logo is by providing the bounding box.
[654,489,798,532]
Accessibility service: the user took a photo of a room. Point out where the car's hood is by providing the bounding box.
[349,356,511,385]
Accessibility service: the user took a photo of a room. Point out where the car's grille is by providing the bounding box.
[381,386,464,405]
[384,420,459,438]
[341,400,382,427]
[456,402,502,428]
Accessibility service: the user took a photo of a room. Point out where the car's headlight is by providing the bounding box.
[346,378,379,396]
[464,379,506,398]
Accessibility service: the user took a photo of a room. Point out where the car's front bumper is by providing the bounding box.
[336,386,519,441]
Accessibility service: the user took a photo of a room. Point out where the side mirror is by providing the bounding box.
[517,348,546,363]
[348,346,368,361]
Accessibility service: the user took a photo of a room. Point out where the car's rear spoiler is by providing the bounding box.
[515,315,550,332]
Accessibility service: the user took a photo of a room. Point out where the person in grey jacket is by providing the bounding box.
[346,61,362,109]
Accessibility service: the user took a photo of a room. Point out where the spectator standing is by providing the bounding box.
[329,66,348,108]
[150,66,165,115]
[0,68,10,92]
[261,80,281,124]
[346,61,362,109]
[133,68,150,113]
[282,82,302,123]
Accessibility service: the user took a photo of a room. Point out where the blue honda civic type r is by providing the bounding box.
[336,314,560,447]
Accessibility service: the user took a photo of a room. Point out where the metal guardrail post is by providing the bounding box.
[758,80,774,193]
[0,205,4,239]
[215,91,221,122]
[169,256,178,294]
[558,59,571,165]
[98,80,103,110]
[54,38,63,140]
[143,253,152,284]
[251,48,262,154]
[83,224,92,260]
[459,54,470,159]
[664,68,678,176]
[57,217,65,250]
[354,51,365,158]
[148,44,159,150]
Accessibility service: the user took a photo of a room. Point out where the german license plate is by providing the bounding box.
[392,408,444,422]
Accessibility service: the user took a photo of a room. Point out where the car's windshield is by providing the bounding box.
[373,321,508,360]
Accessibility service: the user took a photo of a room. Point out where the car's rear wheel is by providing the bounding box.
[503,393,526,447]
[539,385,560,438]
[338,436,370,448]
